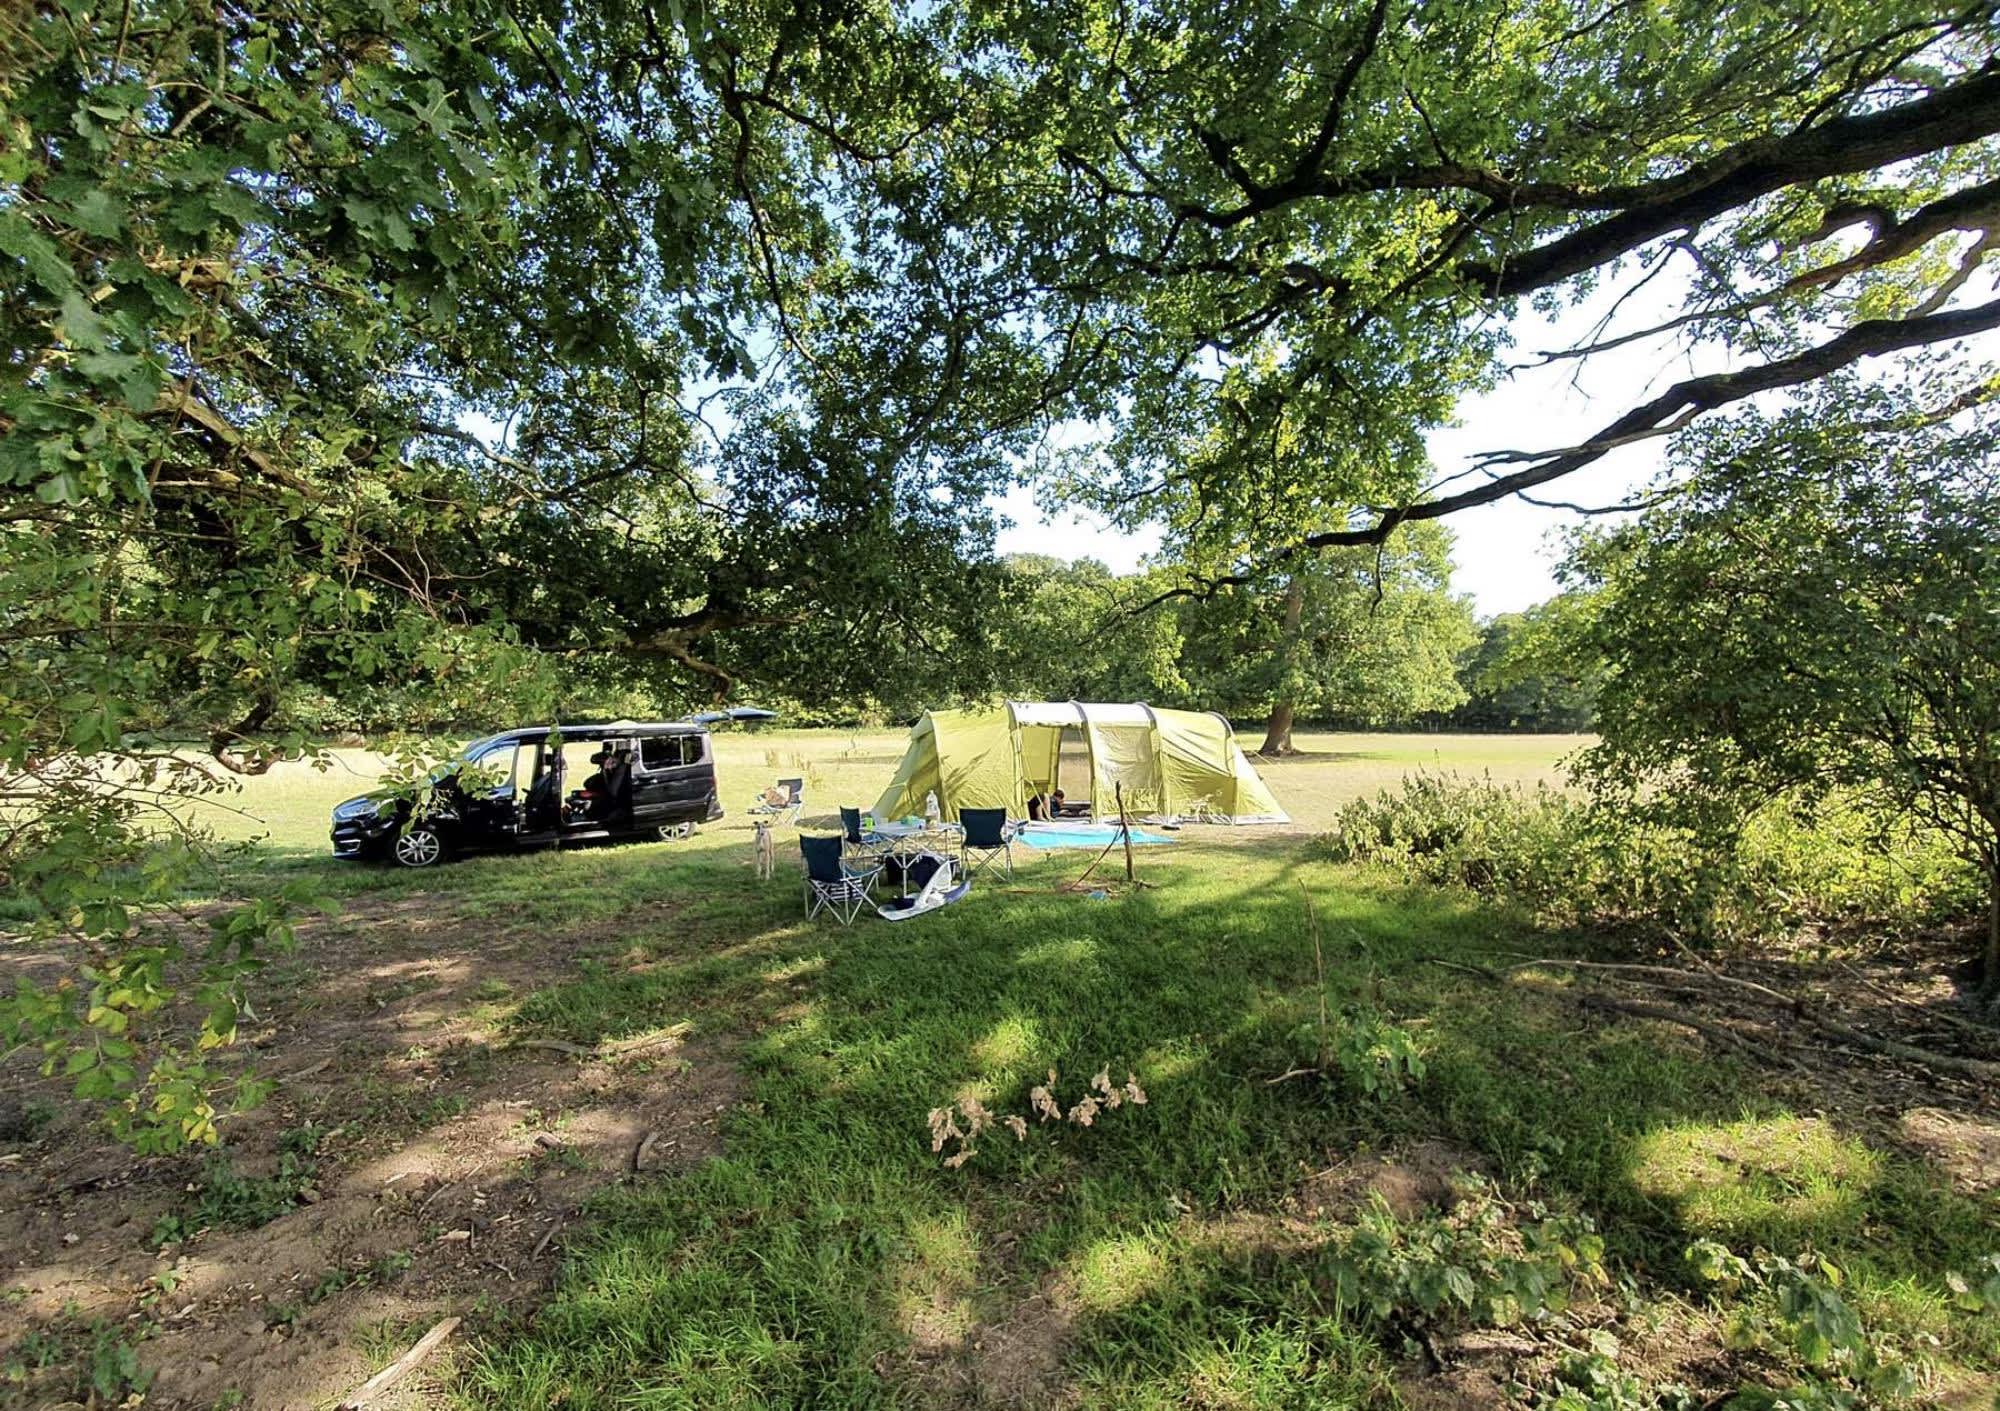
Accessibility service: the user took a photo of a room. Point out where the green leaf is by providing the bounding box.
[0,210,79,296]
[64,188,126,238]
[60,290,110,349]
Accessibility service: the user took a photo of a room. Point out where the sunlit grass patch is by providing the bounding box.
[890,1212,979,1350]
[1015,936,1103,971]
[1074,1231,1172,1312]
[971,1013,1042,1073]
[1629,1115,1881,1244]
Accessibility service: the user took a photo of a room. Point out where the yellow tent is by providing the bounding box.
[873,702,1288,824]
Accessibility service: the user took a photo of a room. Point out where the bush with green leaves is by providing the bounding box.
[1331,1012,1427,1099]
[1325,1176,1606,1332]
[2,874,335,1151]
[1687,1240,1932,1407]
[1320,773,1976,947]
[1559,381,2000,989]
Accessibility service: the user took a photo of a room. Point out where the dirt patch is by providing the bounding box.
[1395,1362,1514,1411]
[1898,1106,2000,1194]
[960,1277,1080,1411]
[1300,1139,1487,1221]
[0,894,742,1411]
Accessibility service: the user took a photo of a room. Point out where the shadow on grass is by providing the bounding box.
[442,838,1996,1408]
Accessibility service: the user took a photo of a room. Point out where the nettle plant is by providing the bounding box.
[1326,1175,1607,1330]
[927,1066,1148,1170]
[1334,1012,1427,1098]
[1686,1239,1938,1405]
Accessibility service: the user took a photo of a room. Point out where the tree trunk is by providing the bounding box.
[1985,854,1999,1002]
[1259,575,1307,755]
[1260,700,1296,756]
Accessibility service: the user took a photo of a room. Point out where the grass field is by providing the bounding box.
[190,727,1591,856]
[7,729,1996,1410]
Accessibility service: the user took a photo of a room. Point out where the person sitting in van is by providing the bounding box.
[573,750,619,822]
[602,748,635,820]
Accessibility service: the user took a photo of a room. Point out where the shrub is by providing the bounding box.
[1317,773,1976,946]
[1325,1175,1606,1329]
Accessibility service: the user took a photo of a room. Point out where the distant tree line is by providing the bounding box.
[725,531,1595,745]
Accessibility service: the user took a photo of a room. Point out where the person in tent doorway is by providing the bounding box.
[1050,789,1090,819]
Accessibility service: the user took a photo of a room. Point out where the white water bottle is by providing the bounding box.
[924,790,940,827]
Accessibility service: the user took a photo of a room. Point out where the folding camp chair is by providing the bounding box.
[877,851,969,921]
[839,806,892,867]
[801,834,877,925]
[957,807,1017,880]
[750,778,805,824]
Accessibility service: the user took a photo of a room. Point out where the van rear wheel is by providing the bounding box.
[393,824,446,868]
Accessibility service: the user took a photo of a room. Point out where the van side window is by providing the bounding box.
[640,735,687,770]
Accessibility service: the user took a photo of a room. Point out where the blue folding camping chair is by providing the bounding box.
[801,834,878,925]
[840,806,892,868]
[957,807,1018,880]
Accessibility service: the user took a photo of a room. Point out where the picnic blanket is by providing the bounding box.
[1016,822,1176,850]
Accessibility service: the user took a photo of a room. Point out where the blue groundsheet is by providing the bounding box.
[1016,822,1176,850]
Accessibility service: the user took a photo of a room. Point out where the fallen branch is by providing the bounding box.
[1574,994,1800,1069]
[1422,956,1503,982]
[600,1026,692,1058]
[514,1026,690,1062]
[1498,956,1798,1010]
[1805,1015,2000,1082]
[338,1315,461,1409]
[1836,961,1996,1037]
[1439,951,1999,1079]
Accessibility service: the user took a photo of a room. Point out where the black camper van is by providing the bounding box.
[330,721,724,868]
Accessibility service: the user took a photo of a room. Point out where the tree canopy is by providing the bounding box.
[1448,601,1600,733]
[837,0,2000,582]
[1563,377,2000,987]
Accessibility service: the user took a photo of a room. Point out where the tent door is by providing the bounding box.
[1056,726,1091,809]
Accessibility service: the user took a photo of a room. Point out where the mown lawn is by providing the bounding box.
[185,726,1593,860]
[180,732,1999,1406]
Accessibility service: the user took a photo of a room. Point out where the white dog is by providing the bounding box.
[753,819,775,880]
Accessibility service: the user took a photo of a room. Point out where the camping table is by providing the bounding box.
[870,820,963,896]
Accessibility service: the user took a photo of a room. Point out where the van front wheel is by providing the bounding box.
[393,824,446,868]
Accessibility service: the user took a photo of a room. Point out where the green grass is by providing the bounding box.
[181,726,1591,858]
[129,732,2000,1405]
